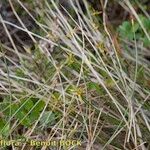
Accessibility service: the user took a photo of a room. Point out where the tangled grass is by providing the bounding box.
[0,0,150,150]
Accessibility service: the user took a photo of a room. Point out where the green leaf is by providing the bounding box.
[3,103,18,116]
[118,21,139,40]
[87,82,103,94]
[15,68,26,78]
[16,111,31,127]
[142,37,150,47]
[19,100,45,127]
[139,15,150,29]
[31,100,45,113]
[0,118,10,137]
[23,100,34,112]
[40,111,56,127]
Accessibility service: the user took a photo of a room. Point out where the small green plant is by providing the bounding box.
[118,15,150,46]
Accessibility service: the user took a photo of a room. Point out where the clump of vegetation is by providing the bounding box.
[0,0,150,150]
